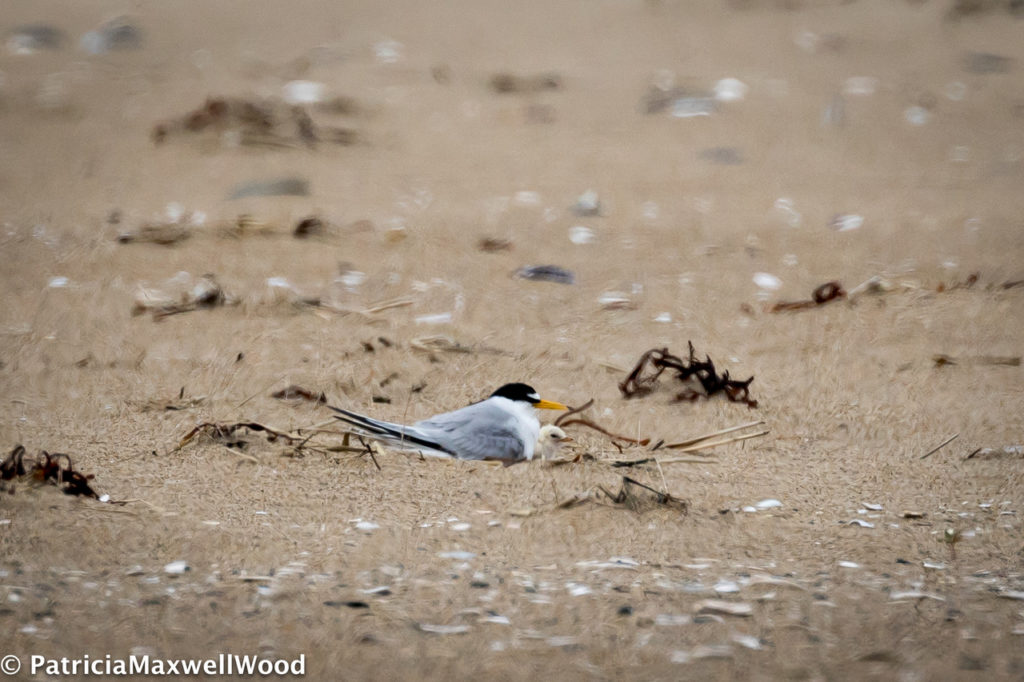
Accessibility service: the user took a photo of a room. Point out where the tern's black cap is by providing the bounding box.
[490,383,541,404]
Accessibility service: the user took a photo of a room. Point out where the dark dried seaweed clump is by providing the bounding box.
[1,445,99,498]
[619,343,758,408]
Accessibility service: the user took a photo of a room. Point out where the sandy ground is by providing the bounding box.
[2,0,1024,679]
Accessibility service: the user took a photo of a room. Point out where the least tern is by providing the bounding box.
[330,383,567,464]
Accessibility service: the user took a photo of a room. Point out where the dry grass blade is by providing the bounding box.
[663,420,766,450]
[920,433,959,460]
[665,427,770,453]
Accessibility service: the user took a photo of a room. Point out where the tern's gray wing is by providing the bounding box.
[415,402,526,462]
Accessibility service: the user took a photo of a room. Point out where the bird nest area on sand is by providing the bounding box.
[4,1,1024,677]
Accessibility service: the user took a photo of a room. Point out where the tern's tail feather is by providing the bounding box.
[329,405,449,454]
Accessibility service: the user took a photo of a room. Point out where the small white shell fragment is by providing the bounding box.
[338,270,366,288]
[481,615,510,625]
[862,502,884,511]
[163,560,189,575]
[848,519,875,528]
[654,312,673,323]
[713,78,748,102]
[266,276,293,290]
[998,590,1024,601]
[513,190,541,206]
[598,292,634,309]
[741,506,758,513]
[905,106,930,125]
[374,39,403,64]
[450,522,471,531]
[355,521,379,532]
[47,276,70,288]
[438,550,476,560]
[731,633,763,650]
[831,214,864,232]
[752,272,782,291]
[568,225,595,244]
[362,586,392,595]
[838,561,860,569]
[714,580,741,594]
[754,498,782,510]
[417,623,469,635]
[572,189,601,216]
[282,80,326,105]
[889,591,946,602]
[546,635,578,647]
[692,644,735,660]
[567,582,593,597]
[98,494,110,503]
[843,76,877,96]
[923,562,946,570]
[415,312,453,325]
[695,599,753,617]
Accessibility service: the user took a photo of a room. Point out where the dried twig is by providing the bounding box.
[769,281,846,312]
[920,434,959,460]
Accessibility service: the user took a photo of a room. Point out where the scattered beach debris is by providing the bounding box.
[478,237,513,252]
[847,275,896,299]
[695,599,753,617]
[643,88,716,117]
[132,273,230,319]
[713,78,748,102]
[80,16,143,54]
[829,214,864,232]
[558,476,688,514]
[619,344,758,408]
[1,445,99,498]
[293,216,325,238]
[177,421,302,450]
[163,560,190,575]
[137,387,206,412]
[769,281,846,312]
[515,264,576,285]
[752,272,782,291]
[552,399,650,449]
[117,222,191,245]
[6,25,66,54]
[571,190,601,217]
[271,385,327,404]
[597,291,635,310]
[228,176,310,199]
[935,272,978,293]
[153,96,358,149]
[417,623,470,635]
[965,445,1024,460]
[933,354,1020,367]
[489,72,561,94]
[569,225,595,245]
